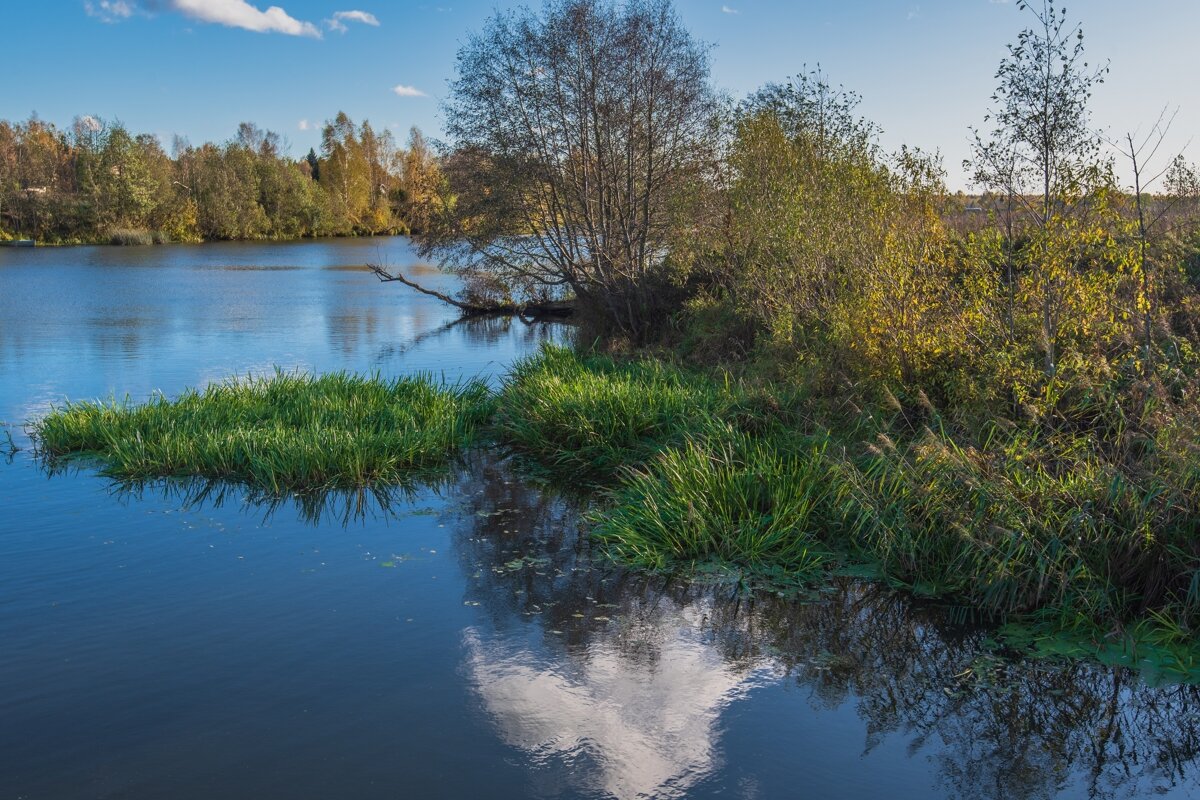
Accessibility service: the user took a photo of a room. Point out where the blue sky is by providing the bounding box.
[5,0,1198,188]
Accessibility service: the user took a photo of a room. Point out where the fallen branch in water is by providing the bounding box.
[367,263,575,320]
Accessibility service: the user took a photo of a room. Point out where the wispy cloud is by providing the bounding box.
[85,0,321,37]
[906,4,921,19]
[84,0,134,22]
[720,5,738,14]
[298,119,312,131]
[170,0,320,36]
[392,84,427,98]
[334,9,379,25]
[325,10,380,33]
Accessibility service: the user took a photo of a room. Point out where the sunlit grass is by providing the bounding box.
[593,431,831,575]
[33,371,493,493]
[495,345,730,482]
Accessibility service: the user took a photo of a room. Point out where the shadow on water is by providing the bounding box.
[28,451,1200,800]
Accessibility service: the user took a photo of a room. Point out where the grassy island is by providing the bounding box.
[34,371,493,493]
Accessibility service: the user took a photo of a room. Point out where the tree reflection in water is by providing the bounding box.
[97,455,1200,800]
[445,456,1200,800]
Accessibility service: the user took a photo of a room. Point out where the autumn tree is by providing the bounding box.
[419,0,718,340]
[396,126,443,234]
[969,0,1109,376]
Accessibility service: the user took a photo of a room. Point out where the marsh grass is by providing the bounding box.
[107,228,169,246]
[593,431,831,575]
[497,345,1200,645]
[26,343,1200,664]
[830,423,1200,626]
[494,344,809,484]
[33,371,493,492]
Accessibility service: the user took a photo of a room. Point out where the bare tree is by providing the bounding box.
[413,0,717,341]
[1108,108,1189,373]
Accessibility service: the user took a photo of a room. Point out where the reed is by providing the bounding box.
[494,345,731,483]
[593,431,830,575]
[498,345,1200,635]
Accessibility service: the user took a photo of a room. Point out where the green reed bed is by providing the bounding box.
[26,343,1200,668]
[33,371,493,492]
[830,424,1200,626]
[593,431,832,576]
[495,346,1200,649]
[494,345,732,482]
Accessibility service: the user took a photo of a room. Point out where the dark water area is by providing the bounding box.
[1,239,1198,799]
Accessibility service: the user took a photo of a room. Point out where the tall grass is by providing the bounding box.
[497,345,1200,635]
[33,371,493,492]
[107,228,170,246]
[27,342,1200,642]
[495,345,728,482]
[831,422,1200,624]
[594,431,830,575]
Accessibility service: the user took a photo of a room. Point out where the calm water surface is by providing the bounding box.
[1,239,1198,799]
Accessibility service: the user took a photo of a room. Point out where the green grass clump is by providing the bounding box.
[594,431,831,574]
[33,371,493,492]
[495,345,731,482]
[107,228,169,246]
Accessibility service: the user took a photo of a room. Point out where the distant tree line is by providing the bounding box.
[0,112,443,244]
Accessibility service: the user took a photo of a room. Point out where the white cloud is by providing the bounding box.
[170,0,320,36]
[720,5,738,13]
[87,0,321,37]
[392,84,427,98]
[297,119,312,131]
[334,10,379,25]
[325,9,379,32]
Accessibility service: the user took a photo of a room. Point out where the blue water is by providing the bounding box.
[1,239,1197,799]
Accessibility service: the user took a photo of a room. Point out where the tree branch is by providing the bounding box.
[367,263,575,320]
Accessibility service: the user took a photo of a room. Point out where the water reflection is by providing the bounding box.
[373,316,569,376]
[110,477,424,528]
[24,451,1200,800]
[443,457,1200,800]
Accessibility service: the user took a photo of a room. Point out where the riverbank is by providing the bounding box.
[0,229,406,248]
[30,343,1200,680]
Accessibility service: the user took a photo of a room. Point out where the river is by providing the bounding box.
[1,238,1197,799]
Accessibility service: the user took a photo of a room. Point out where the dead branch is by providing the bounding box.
[367,263,575,320]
